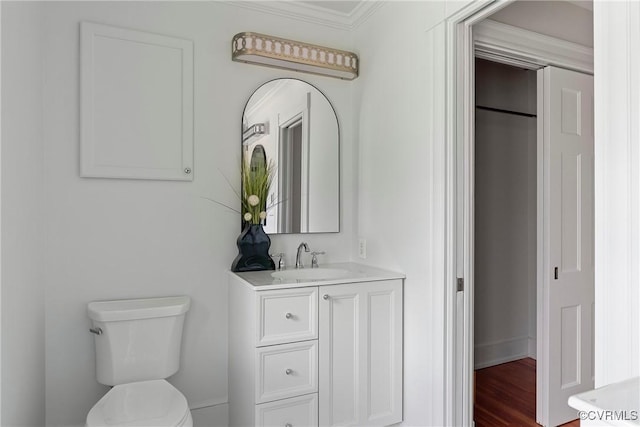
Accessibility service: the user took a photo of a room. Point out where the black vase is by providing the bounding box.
[231,223,275,272]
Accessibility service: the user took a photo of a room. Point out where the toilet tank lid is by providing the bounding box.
[88,296,191,322]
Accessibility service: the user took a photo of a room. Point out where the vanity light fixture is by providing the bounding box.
[242,123,267,144]
[232,32,359,80]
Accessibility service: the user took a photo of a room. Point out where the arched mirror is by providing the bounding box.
[242,79,340,234]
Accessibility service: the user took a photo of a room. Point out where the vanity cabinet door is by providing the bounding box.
[318,280,403,427]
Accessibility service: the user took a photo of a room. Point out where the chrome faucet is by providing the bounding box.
[295,242,310,268]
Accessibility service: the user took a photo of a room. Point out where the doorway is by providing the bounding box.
[279,118,304,233]
[473,57,539,425]
[443,2,595,426]
[473,61,594,427]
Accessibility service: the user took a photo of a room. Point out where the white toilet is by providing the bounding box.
[86,296,193,427]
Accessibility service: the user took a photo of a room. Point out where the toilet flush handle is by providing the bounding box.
[89,327,103,335]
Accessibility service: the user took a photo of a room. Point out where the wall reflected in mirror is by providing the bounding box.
[242,79,340,234]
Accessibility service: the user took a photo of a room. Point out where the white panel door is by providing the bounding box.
[319,280,402,427]
[539,66,594,427]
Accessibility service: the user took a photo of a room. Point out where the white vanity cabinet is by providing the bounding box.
[229,264,404,427]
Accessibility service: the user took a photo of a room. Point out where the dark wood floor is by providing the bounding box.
[474,358,580,427]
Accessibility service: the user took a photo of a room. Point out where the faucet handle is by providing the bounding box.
[270,253,285,270]
[310,251,325,268]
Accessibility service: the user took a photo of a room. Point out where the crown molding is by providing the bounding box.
[566,0,593,12]
[474,19,594,74]
[350,1,384,29]
[224,1,382,31]
[245,79,289,118]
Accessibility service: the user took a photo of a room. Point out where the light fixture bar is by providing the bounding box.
[232,32,359,80]
[242,123,267,144]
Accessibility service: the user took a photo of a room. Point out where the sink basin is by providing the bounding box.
[271,268,351,281]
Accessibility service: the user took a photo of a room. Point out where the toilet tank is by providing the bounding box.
[87,296,191,386]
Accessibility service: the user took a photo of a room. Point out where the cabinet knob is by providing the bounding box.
[285,312,292,319]
[323,294,329,300]
[285,368,293,375]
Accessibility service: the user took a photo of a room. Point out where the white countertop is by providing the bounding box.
[230,262,405,291]
[568,377,640,426]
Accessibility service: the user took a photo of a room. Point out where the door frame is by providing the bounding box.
[443,2,594,425]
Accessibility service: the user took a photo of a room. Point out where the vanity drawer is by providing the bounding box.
[257,287,318,346]
[256,340,318,404]
[255,393,318,427]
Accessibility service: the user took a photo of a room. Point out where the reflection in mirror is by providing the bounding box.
[249,144,268,213]
[242,79,340,234]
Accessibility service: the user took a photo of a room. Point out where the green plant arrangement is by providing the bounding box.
[241,158,276,225]
[230,157,277,272]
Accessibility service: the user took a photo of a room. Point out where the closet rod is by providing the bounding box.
[476,105,536,118]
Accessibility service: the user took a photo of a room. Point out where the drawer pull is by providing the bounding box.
[285,312,292,319]
[323,294,329,300]
[285,368,293,375]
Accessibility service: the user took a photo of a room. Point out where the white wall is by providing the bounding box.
[353,2,451,425]
[473,60,537,369]
[593,1,640,387]
[490,0,593,47]
[39,2,355,425]
[1,2,46,425]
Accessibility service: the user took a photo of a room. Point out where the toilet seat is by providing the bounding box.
[86,379,192,427]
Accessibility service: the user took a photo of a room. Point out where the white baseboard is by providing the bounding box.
[528,337,537,360]
[474,336,530,369]
[191,402,228,427]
